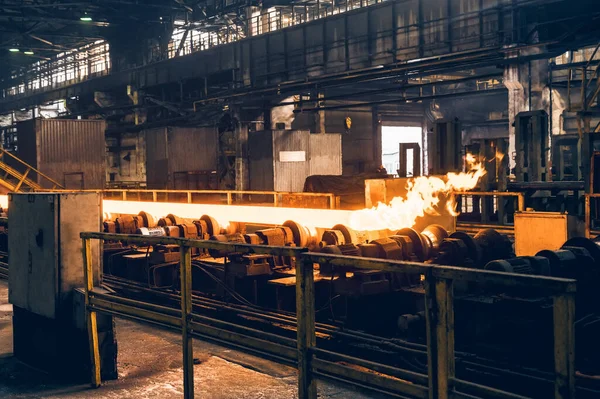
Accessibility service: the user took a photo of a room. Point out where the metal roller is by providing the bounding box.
[396,228,430,261]
[209,233,246,258]
[331,224,358,244]
[164,225,180,237]
[473,229,514,265]
[200,215,221,236]
[322,230,346,246]
[283,220,310,247]
[389,235,415,260]
[420,224,448,254]
[138,211,156,228]
[115,215,137,234]
[448,231,482,266]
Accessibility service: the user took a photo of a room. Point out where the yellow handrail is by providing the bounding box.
[0,148,64,190]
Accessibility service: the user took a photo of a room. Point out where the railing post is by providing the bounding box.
[153,191,158,202]
[517,193,525,212]
[180,245,195,399]
[187,191,192,204]
[296,255,316,399]
[122,191,127,201]
[424,272,455,399]
[227,192,233,205]
[553,293,576,399]
[585,195,591,238]
[82,237,101,388]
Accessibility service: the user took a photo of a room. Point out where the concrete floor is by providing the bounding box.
[0,280,386,399]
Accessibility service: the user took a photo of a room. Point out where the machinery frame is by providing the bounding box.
[81,232,576,399]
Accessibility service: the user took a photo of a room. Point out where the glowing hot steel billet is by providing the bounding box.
[0,160,484,233]
[103,199,355,231]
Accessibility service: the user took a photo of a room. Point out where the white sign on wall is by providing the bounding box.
[279,151,306,162]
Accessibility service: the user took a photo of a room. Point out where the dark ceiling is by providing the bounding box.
[0,0,198,74]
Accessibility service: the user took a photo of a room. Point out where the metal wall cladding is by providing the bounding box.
[16,119,106,189]
[145,126,218,189]
[248,130,343,192]
[248,130,275,192]
[272,130,310,192]
[309,134,342,176]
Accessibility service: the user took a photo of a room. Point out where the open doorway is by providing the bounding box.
[381,125,423,177]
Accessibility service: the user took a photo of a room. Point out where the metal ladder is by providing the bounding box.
[0,148,64,192]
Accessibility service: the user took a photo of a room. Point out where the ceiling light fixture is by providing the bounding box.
[80,13,92,22]
[24,51,34,55]
[9,48,19,52]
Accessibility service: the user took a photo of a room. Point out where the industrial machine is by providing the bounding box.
[7,193,117,381]
[1,185,600,397]
[94,203,600,381]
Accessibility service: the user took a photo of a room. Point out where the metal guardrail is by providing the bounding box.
[81,232,576,399]
[452,191,525,226]
[46,188,339,209]
[0,148,64,192]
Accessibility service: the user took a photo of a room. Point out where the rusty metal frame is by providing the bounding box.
[583,193,600,238]
[81,232,306,399]
[451,191,525,228]
[49,189,338,209]
[452,191,525,213]
[82,232,576,399]
[298,253,576,399]
[0,147,64,191]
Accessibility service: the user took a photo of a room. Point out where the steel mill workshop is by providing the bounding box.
[0,1,599,398]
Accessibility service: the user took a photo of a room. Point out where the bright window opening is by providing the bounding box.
[381,126,422,177]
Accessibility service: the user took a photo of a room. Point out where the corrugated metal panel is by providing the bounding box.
[36,119,106,189]
[15,119,106,189]
[248,130,275,191]
[145,128,168,189]
[309,134,342,176]
[272,130,310,192]
[248,130,342,192]
[167,127,218,176]
[15,119,38,171]
[145,127,218,189]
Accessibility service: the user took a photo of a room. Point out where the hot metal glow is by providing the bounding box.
[348,158,485,231]
[103,200,355,231]
[0,160,484,233]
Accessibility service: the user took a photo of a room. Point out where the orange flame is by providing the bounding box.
[0,159,486,235]
[348,157,486,231]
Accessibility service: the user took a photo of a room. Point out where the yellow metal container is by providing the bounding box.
[514,211,583,256]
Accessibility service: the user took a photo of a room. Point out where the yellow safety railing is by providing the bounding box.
[298,253,576,399]
[51,188,339,209]
[0,148,64,192]
[81,232,576,399]
[452,191,525,228]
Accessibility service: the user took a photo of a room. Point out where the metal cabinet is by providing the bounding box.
[8,192,102,319]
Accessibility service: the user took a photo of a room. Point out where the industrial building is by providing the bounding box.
[1,0,600,398]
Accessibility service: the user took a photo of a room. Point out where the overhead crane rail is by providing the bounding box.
[81,232,576,399]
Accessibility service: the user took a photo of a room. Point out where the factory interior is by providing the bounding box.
[2,0,600,398]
